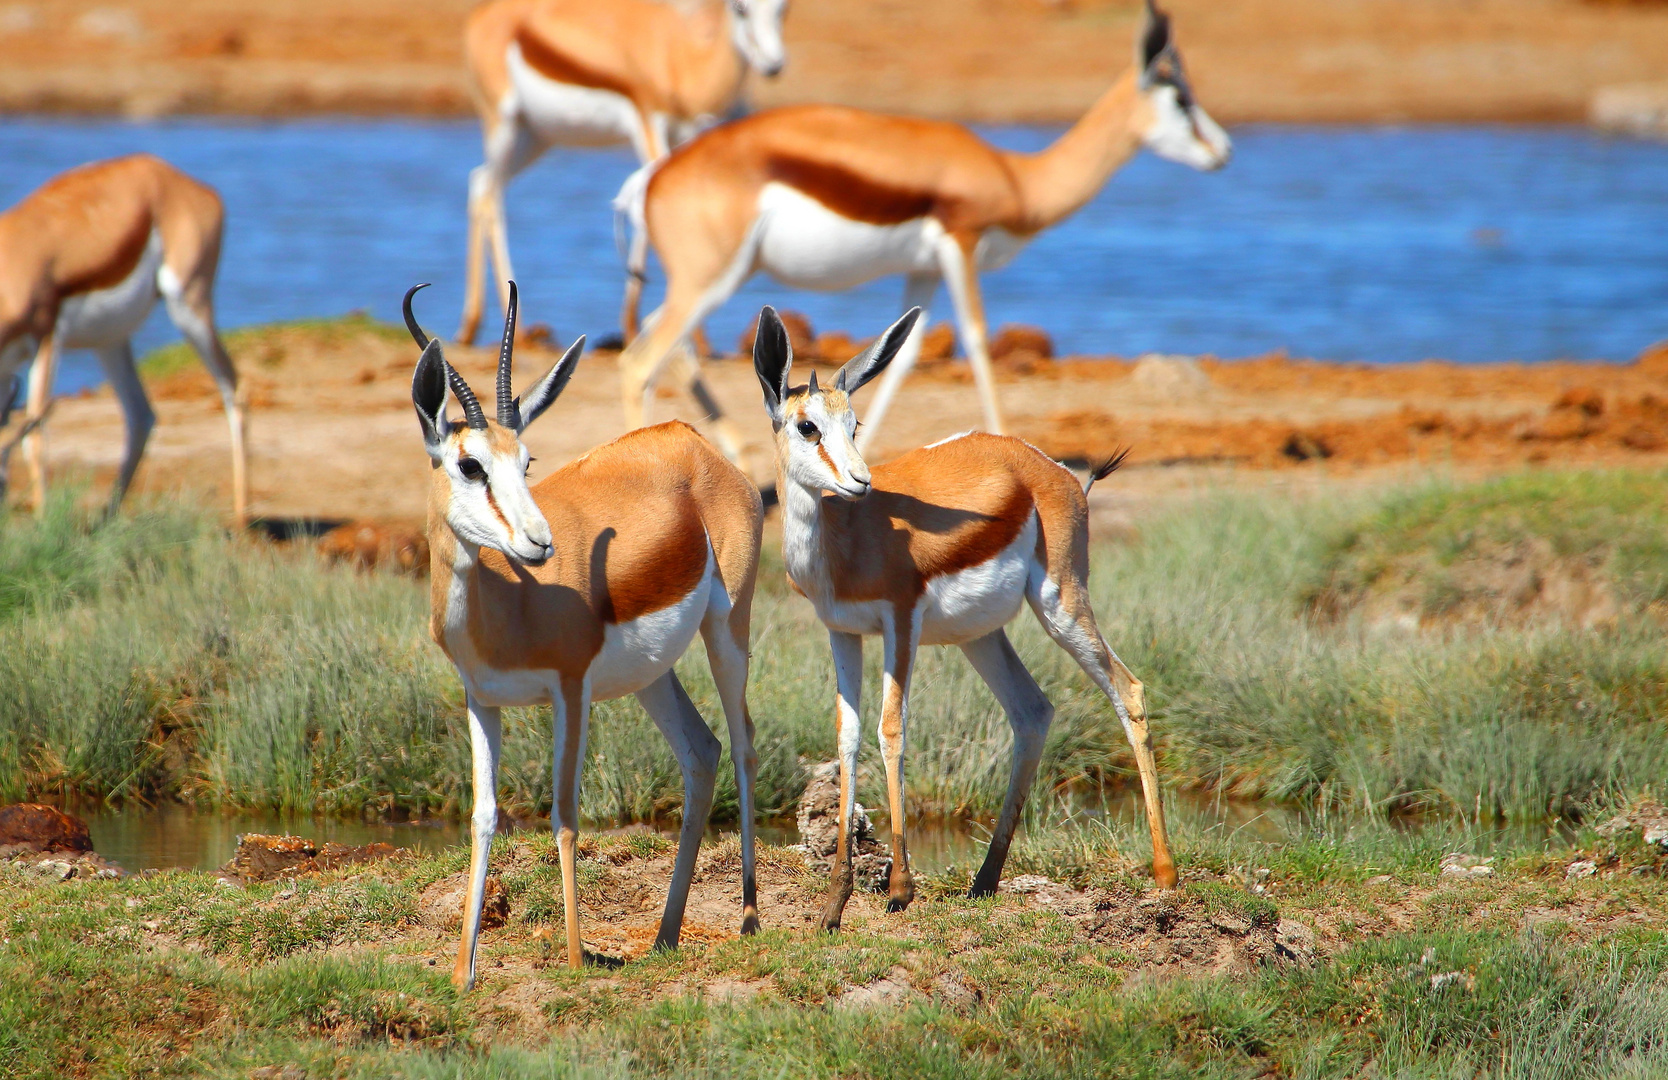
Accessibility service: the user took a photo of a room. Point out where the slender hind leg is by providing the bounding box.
[634,671,722,950]
[551,675,593,968]
[162,285,246,522]
[93,341,155,517]
[454,691,503,990]
[664,349,749,466]
[1029,578,1176,888]
[701,586,760,933]
[820,630,863,931]
[878,606,921,913]
[938,235,1004,436]
[960,629,1055,897]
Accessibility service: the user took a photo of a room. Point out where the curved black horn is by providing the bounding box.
[496,280,520,429]
[402,283,432,348]
[445,363,487,430]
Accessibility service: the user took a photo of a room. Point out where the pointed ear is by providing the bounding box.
[412,339,450,457]
[515,335,585,433]
[752,306,793,422]
[1139,0,1172,76]
[834,307,922,396]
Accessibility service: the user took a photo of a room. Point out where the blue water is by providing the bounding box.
[2,119,1665,393]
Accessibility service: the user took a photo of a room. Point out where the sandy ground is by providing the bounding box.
[2,0,1666,123]
[24,317,1668,535]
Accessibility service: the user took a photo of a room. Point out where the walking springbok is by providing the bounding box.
[0,154,247,520]
[616,0,1228,461]
[458,0,790,345]
[403,283,763,988]
[750,306,1175,929]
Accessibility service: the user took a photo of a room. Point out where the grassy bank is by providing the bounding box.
[4,811,1666,1078]
[0,468,1663,827]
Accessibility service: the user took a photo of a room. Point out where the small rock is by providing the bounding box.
[27,859,74,881]
[1565,860,1598,880]
[931,972,981,1013]
[1128,354,1214,400]
[795,761,888,871]
[1366,874,1394,886]
[1275,918,1317,966]
[834,966,917,1010]
[990,324,1054,369]
[1208,911,1251,935]
[0,804,93,853]
[1002,874,1053,895]
[1439,853,1494,879]
[249,1065,306,1080]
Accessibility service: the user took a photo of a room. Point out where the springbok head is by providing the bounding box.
[728,0,788,78]
[754,305,920,500]
[405,282,583,565]
[1133,0,1231,171]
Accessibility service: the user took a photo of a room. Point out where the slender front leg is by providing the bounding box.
[454,690,503,990]
[937,234,1004,436]
[552,675,592,969]
[459,165,490,345]
[702,600,760,933]
[665,349,750,467]
[856,272,938,455]
[820,629,864,931]
[878,605,920,913]
[92,341,155,518]
[21,332,54,515]
[960,630,1055,897]
[635,672,722,949]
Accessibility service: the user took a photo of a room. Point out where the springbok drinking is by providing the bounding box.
[404,283,764,987]
[0,154,247,519]
[750,305,1174,929]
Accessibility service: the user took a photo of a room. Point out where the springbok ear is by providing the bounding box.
[515,335,585,433]
[752,306,793,422]
[834,307,922,396]
[412,339,450,457]
[1139,0,1172,78]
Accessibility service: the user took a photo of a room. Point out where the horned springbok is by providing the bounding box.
[0,154,247,520]
[616,0,1228,462]
[458,0,789,345]
[750,306,1174,929]
[403,283,763,988]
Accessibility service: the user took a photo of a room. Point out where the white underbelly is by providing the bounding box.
[588,548,713,701]
[798,517,1036,646]
[756,183,942,291]
[56,230,162,349]
[507,43,641,147]
[918,516,1035,646]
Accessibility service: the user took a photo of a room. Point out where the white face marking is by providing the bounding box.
[441,426,555,565]
[1141,85,1232,171]
[730,0,787,77]
[783,392,870,500]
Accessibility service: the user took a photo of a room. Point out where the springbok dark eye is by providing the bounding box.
[457,457,486,482]
[796,419,819,440]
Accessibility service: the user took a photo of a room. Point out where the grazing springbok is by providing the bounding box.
[0,154,247,520]
[616,0,1228,460]
[458,0,789,345]
[403,283,763,989]
[750,306,1175,929]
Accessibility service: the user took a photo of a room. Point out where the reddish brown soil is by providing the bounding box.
[27,320,1668,532]
[2,0,1665,122]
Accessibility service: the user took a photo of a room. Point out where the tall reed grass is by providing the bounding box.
[0,469,1662,826]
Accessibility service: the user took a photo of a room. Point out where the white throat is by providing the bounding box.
[779,469,831,598]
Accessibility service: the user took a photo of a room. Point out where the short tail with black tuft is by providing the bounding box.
[1083,446,1131,496]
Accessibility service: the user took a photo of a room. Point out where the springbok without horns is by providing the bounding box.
[616,0,1228,463]
[750,305,1174,928]
[404,283,763,988]
[458,0,789,345]
[0,154,246,520]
